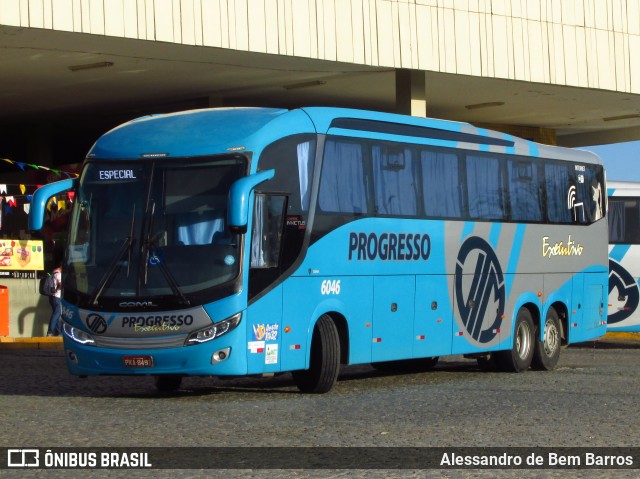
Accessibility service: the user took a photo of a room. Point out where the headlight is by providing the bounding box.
[61,320,96,346]
[185,313,241,346]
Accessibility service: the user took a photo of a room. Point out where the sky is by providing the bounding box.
[581,140,640,182]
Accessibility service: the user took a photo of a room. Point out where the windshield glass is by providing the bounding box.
[65,156,246,306]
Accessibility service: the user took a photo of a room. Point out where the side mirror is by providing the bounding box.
[227,170,275,234]
[29,178,77,231]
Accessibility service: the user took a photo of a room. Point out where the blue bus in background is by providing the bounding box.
[29,107,608,393]
[607,181,640,332]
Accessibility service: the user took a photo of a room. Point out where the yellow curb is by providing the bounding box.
[604,332,640,341]
[0,337,63,350]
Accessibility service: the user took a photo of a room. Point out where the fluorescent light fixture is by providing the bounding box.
[465,101,505,110]
[603,113,640,122]
[283,80,326,90]
[68,61,114,72]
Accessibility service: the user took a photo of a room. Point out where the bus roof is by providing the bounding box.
[87,106,603,165]
[87,107,294,159]
[608,180,640,196]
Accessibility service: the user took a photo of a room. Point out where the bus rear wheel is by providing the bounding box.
[532,307,561,370]
[495,308,534,372]
[154,375,182,392]
[292,315,340,394]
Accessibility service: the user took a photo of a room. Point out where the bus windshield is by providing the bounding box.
[65,155,247,308]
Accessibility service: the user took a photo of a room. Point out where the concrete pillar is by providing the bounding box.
[395,69,427,117]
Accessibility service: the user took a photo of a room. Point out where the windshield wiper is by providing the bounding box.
[89,204,136,306]
[139,200,190,306]
[144,243,191,306]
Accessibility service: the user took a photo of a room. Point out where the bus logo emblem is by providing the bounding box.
[86,313,108,334]
[608,259,640,325]
[455,237,505,343]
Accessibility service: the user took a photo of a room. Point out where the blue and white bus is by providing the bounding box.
[607,181,640,332]
[29,107,608,393]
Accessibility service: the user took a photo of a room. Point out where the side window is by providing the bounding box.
[250,195,286,269]
[507,159,543,222]
[420,149,462,218]
[545,163,604,225]
[544,162,574,224]
[466,154,506,220]
[257,135,316,287]
[372,145,417,216]
[259,135,316,215]
[297,141,314,211]
[575,165,605,224]
[318,140,368,214]
[608,197,640,244]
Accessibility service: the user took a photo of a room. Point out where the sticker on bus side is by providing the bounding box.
[252,323,279,341]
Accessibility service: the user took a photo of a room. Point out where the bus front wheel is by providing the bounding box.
[292,314,340,394]
[495,308,534,372]
[532,307,561,370]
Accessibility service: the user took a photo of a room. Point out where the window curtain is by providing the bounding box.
[608,200,625,243]
[176,212,224,245]
[251,195,266,267]
[421,150,461,218]
[318,141,367,213]
[508,160,542,221]
[545,164,573,223]
[297,141,313,211]
[466,155,505,220]
[372,146,417,215]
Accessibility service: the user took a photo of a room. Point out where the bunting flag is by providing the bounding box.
[1,158,79,178]
[0,158,78,219]
[0,183,51,198]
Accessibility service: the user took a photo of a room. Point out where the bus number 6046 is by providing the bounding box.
[321,280,341,295]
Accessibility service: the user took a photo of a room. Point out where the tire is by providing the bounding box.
[154,375,182,392]
[494,307,535,372]
[292,315,341,394]
[532,307,562,370]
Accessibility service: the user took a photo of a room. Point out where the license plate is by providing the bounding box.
[123,355,154,368]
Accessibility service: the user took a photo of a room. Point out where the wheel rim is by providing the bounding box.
[543,318,559,357]
[515,320,532,360]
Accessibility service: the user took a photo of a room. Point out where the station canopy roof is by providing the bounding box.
[2,25,640,147]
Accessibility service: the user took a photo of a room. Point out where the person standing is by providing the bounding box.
[46,266,62,336]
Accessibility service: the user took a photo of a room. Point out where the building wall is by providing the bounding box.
[1,0,639,94]
[2,278,52,337]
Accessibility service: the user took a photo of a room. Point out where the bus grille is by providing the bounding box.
[94,335,188,349]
